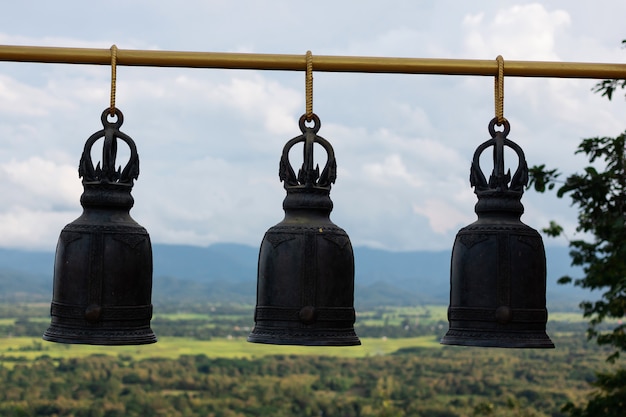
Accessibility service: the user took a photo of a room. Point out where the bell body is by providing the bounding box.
[441,119,554,348]
[43,184,156,345]
[249,192,359,346]
[248,114,359,346]
[43,108,155,345]
[442,206,554,348]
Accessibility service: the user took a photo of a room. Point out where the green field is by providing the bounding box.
[0,302,611,417]
[548,311,587,321]
[0,303,596,365]
[357,305,586,325]
[0,335,442,362]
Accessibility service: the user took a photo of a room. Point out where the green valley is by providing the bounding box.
[0,301,614,416]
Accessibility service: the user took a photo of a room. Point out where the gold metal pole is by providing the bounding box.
[0,44,625,79]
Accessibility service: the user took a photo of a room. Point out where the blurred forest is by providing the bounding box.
[0,301,613,417]
[0,336,607,417]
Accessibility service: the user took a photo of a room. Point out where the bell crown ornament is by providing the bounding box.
[441,118,554,348]
[470,119,527,214]
[81,109,138,183]
[43,108,156,345]
[279,114,336,211]
[248,114,360,346]
[77,109,139,209]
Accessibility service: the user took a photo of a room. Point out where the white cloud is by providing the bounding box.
[207,75,300,135]
[463,3,571,60]
[413,199,475,235]
[0,208,78,250]
[0,74,75,117]
[0,2,625,252]
[0,157,80,209]
[363,154,423,188]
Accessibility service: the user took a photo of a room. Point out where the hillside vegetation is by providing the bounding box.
[0,301,612,417]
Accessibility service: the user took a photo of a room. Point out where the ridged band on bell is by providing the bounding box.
[441,118,554,348]
[248,114,360,346]
[43,108,156,345]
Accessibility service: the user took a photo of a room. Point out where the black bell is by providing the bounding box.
[43,108,156,345]
[248,114,360,346]
[441,119,554,348]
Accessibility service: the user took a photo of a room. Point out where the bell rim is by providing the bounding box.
[247,327,361,346]
[42,327,157,346]
[247,335,361,347]
[440,331,554,349]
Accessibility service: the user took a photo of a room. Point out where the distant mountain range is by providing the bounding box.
[0,243,587,310]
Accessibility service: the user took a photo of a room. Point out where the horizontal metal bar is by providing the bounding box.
[0,44,625,79]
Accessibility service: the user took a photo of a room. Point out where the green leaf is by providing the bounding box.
[542,221,564,237]
[557,276,572,285]
[528,164,560,193]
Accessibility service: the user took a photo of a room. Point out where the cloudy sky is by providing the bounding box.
[0,1,625,253]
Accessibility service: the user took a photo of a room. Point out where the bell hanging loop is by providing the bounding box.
[43,108,156,345]
[248,113,359,346]
[441,118,554,348]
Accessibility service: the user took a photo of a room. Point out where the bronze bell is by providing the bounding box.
[248,114,360,346]
[441,118,554,348]
[43,108,156,345]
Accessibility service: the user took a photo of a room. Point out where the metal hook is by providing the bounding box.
[109,45,118,117]
[305,50,313,122]
[494,55,506,125]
